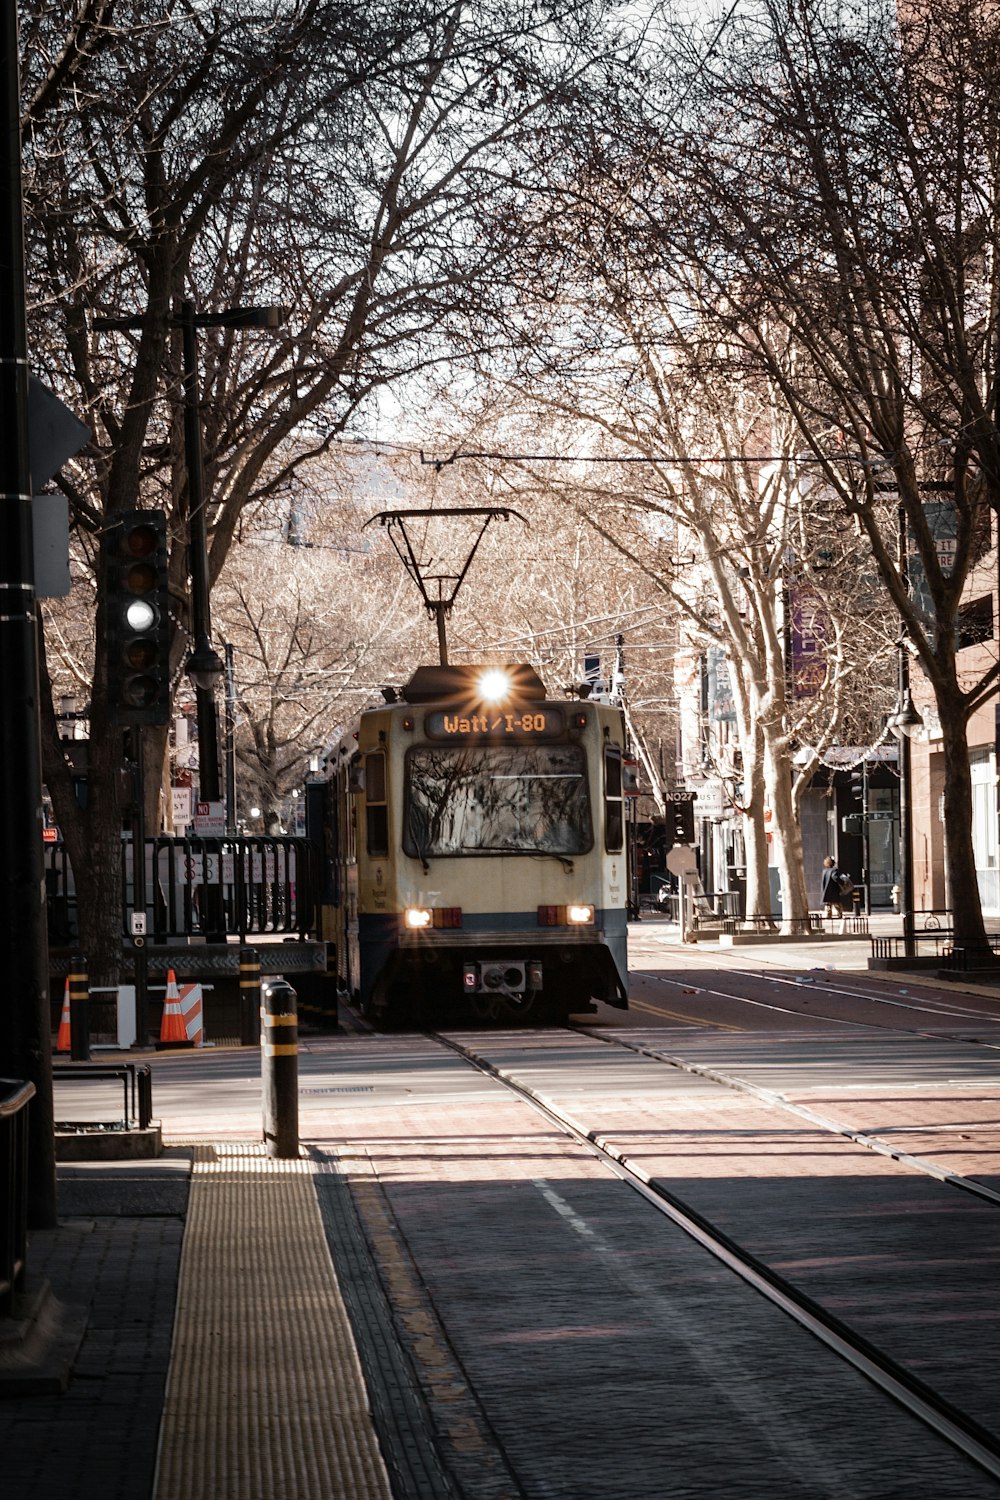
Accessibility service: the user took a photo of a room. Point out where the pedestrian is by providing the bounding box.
[821,855,847,920]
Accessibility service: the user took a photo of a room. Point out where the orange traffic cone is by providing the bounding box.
[56,977,71,1053]
[158,969,190,1048]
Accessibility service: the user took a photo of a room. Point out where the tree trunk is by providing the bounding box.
[937,698,987,947]
[740,749,772,924]
[46,712,125,988]
[765,738,811,934]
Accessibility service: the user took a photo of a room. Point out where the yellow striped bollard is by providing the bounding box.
[68,954,90,1061]
[261,977,298,1158]
[238,947,261,1047]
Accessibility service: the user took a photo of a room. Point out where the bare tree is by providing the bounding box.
[438,309,896,929]
[214,487,426,829]
[21,0,639,979]
[623,0,1000,943]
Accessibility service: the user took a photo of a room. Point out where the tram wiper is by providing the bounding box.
[537,852,575,874]
[471,847,576,873]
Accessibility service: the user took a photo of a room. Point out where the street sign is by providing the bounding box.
[193,800,225,836]
[666,845,698,877]
[694,782,726,818]
[28,375,91,487]
[33,493,70,597]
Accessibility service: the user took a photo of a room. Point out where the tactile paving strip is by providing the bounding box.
[153,1144,392,1500]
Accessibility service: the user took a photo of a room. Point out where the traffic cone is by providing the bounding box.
[56,977,71,1053]
[158,968,191,1048]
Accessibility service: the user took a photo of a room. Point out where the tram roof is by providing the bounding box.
[401,664,547,704]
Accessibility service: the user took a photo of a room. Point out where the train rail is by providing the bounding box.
[432,1024,1000,1485]
[630,956,1000,1046]
[582,1027,1000,1213]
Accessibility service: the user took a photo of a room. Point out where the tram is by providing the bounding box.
[315,662,629,1024]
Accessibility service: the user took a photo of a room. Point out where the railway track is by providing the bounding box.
[585,1026,1000,1211]
[432,1023,1000,1486]
[631,956,1000,1044]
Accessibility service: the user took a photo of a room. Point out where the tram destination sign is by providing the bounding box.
[425,706,566,740]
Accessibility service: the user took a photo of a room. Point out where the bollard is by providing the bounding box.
[68,954,90,1062]
[238,946,261,1047]
[261,978,298,1158]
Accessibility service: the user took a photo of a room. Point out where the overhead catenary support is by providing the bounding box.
[365,507,526,666]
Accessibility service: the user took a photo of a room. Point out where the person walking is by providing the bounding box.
[821,855,848,921]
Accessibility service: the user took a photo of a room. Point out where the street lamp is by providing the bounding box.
[177,302,287,818]
[888,648,923,959]
[185,634,225,692]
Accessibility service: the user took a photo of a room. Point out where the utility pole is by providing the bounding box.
[0,0,56,1227]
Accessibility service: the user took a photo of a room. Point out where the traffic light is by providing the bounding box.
[849,766,865,800]
[105,509,171,726]
[667,794,696,846]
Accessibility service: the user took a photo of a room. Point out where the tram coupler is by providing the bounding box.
[462,959,542,996]
[261,978,299,1158]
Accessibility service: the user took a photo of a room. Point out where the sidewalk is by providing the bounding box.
[2,1143,401,1500]
[1,1156,189,1500]
[633,908,1000,998]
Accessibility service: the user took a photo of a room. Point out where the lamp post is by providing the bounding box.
[176,302,286,820]
[178,303,286,944]
[224,642,237,838]
[889,641,922,960]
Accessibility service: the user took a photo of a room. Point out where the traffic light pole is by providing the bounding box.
[128,730,149,1046]
[179,304,226,942]
[861,758,870,916]
[0,0,56,1228]
[180,303,222,810]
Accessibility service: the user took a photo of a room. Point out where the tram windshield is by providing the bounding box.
[404,744,592,858]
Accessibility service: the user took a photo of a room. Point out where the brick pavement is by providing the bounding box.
[456,1028,1000,1441]
[0,1158,189,1500]
[307,1033,1000,1498]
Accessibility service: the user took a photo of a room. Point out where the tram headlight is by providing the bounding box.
[404,907,433,929]
[567,904,595,925]
[477,668,511,704]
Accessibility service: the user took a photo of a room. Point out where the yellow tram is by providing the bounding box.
[317,663,629,1024]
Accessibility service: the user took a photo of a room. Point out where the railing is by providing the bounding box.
[940,940,1000,973]
[720,911,827,935]
[139,835,316,942]
[871,930,954,964]
[0,1080,35,1316]
[52,1063,153,1132]
[647,888,743,926]
[46,834,318,944]
[869,908,956,964]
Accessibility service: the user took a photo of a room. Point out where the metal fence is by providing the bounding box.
[52,1063,152,1132]
[646,887,743,927]
[45,834,317,944]
[0,1080,34,1317]
[870,911,955,964]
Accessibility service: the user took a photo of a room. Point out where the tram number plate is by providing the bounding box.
[425,707,565,740]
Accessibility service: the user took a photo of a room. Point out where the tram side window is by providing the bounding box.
[365,751,389,855]
[604,745,623,852]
